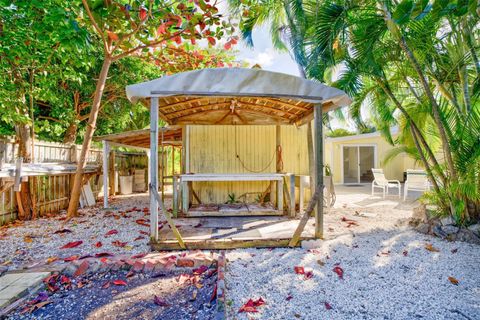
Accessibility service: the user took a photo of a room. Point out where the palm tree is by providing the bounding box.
[303,0,480,223]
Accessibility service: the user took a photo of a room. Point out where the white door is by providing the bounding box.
[342,146,376,184]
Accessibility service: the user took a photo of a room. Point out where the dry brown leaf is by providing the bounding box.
[46,257,58,264]
[317,260,325,266]
[448,276,459,285]
[24,236,33,243]
[425,243,440,252]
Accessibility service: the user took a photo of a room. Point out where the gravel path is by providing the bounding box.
[0,194,167,270]
[8,267,218,320]
[225,187,480,320]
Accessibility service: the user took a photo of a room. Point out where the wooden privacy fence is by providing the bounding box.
[0,139,104,224]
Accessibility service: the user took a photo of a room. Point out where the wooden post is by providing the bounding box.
[109,150,116,196]
[13,157,23,192]
[102,140,109,208]
[306,122,316,217]
[160,134,164,201]
[173,175,178,218]
[289,173,295,217]
[275,125,281,209]
[149,97,159,241]
[314,104,324,238]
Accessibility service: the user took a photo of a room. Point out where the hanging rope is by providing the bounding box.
[234,126,282,173]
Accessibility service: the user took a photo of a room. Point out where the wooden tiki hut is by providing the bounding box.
[125,68,351,249]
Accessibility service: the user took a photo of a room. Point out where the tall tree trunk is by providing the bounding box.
[15,120,33,220]
[67,58,112,218]
[63,121,78,144]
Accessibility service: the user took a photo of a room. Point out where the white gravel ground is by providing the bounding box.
[225,186,480,320]
[0,194,166,269]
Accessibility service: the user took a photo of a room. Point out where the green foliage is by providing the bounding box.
[300,0,480,224]
[326,128,355,137]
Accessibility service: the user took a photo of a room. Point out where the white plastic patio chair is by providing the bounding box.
[371,168,401,198]
[404,169,430,200]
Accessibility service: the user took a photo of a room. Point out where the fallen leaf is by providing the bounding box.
[53,229,72,234]
[60,241,83,249]
[139,230,149,235]
[193,265,208,275]
[112,279,127,286]
[131,253,148,259]
[238,298,265,313]
[74,260,89,277]
[134,236,145,241]
[104,229,118,237]
[112,240,128,247]
[154,295,170,307]
[286,295,293,301]
[24,236,33,243]
[46,257,58,264]
[95,252,113,258]
[425,243,440,252]
[451,248,458,254]
[448,276,459,285]
[102,281,111,289]
[324,302,333,310]
[403,250,408,256]
[63,255,79,262]
[136,219,150,227]
[294,266,305,275]
[333,266,344,279]
[95,241,102,248]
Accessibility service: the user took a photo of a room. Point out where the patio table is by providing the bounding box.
[173,173,285,215]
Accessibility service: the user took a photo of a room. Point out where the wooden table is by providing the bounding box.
[173,173,285,215]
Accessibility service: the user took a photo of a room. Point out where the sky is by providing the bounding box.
[233,26,301,77]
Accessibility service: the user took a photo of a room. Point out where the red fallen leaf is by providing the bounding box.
[100,257,109,263]
[136,219,149,227]
[134,236,145,241]
[60,241,83,249]
[131,253,148,259]
[304,269,314,280]
[126,271,135,278]
[210,283,217,303]
[95,252,113,258]
[74,260,89,277]
[451,248,458,254]
[60,275,71,285]
[238,298,265,313]
[79,254,93,260]
[193,265,208,275]
[63,255,79,262]
[286,295,293,301]
[112,240,128,247]
[112,279,127,286]
[333,266,344,279]
[54,229,72,234]
[95,241,102,248]
[139,230,149,235]
[324,302,333,310]
[403,250,408,256]
[102,281,110,289]
[294,266,305,274]
[154,295,170,307]
[104,229,118,237]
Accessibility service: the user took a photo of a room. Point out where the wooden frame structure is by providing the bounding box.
[93,127,182,209]
[125,68,351,249]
